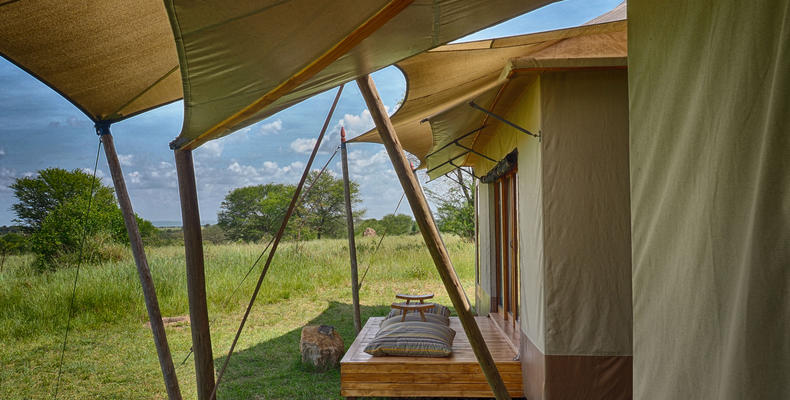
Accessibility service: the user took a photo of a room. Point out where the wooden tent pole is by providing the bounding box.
[97,126,182,400]
[356,75,512,400]
[173,149,215,400]
[340,127,363,333]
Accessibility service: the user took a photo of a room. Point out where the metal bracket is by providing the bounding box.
[425,125,487,159]
[94,121,111,136]
[468,101,539,139]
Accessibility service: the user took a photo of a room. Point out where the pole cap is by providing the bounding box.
[340,126,346,142]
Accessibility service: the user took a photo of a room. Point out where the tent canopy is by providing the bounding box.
[164,0,554,150]
[351,2,627,179]
[0,0,181,123]
[1,0,555,144]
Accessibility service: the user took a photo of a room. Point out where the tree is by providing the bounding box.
[299,171,361,239]
[10,168,156,270]
[217,172,362,241]
[11,168,112,232]
[426,168,475,239]
[217,183,296,242]
[379,213,414,235]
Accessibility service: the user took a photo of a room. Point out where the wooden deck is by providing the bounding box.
[341,316,523,398]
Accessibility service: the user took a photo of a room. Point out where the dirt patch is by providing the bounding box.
[143,315,190,328]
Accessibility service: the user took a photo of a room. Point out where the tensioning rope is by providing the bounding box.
[53,137,102,399]
[179,145,340,367]
[209,84,344,400]
[357,191,406,290]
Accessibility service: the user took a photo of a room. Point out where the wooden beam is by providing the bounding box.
[98,127,182,400]
[340,127,363,333]
[173,149,215,400]
[356,75,512,400]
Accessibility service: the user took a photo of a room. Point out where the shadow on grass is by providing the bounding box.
[214,301,390,399]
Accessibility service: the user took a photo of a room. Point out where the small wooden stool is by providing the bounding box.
[391,302,435,322]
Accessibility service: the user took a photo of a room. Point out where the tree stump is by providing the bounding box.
[300,325,344,372]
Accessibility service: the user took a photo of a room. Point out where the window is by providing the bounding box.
[492,169,519,330]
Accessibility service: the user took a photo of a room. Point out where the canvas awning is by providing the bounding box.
[1,0,556,146]
[0,0,182,123]
[164,0,555,150]
[351,2,627,179]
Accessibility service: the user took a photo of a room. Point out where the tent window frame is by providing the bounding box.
[490,168,519,331]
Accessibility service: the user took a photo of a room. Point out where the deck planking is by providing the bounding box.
[341,316,523,398]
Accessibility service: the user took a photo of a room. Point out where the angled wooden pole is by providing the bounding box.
[356,75,512,400]
[173,149,215,400]
[340,127,363,333]
[96,124,182,400]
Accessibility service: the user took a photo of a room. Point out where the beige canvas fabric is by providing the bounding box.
[165,0,555,150]
[540,70,631,355]
[351,17,626,176]
[0,0,181,122]
[629,1,790,398]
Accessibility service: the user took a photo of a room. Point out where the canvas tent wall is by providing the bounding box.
[353,7,632,397]
[471,68,632,400]
[629,1,790,399]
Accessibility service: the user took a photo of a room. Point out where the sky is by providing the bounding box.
[0,0,622,226]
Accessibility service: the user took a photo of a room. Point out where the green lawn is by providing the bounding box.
[0,235,475,399]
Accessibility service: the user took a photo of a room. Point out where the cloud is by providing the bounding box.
[197,140,224,158]
[258,119,283,135]
[128,171,141,184]
[118,154,133,167]
[47,116,91,129]
[81,168,105,179]
[123,161,177,190]
[290,137,317,154]
[0,167,20,193]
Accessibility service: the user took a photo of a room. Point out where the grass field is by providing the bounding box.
[0,235,475,399]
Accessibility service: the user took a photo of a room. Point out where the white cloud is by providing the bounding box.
[290,137,317,154]
[128,171,141,184]
[81,168,105,179]
[0,147,5,157]
[197,140,224,158]
[258,119,283,135]
[118,154,133,167]
[0,167,19,193]
[338,109,375,137]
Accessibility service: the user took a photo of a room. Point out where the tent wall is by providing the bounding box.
[629,1,790,399]
[538,69,632,400]
[474,69,632,400]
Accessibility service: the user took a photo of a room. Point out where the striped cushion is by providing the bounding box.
[380,312,450,329]
[364,320,456,357]
[387,303,451,318]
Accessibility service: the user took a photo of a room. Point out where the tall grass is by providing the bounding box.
[0,235,475,399]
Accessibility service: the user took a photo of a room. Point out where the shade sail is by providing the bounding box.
[165,0,556,150]
[351,4,627,179]
[0,0,182,123]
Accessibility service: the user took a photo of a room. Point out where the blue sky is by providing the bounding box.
[0,0,622,226]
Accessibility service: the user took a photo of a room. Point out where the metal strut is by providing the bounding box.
[449,160,481,180]
[468,101,540,139]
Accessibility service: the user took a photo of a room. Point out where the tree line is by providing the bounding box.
[4,167,473,272]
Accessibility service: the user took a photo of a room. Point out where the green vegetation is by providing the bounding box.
[9,168,156,271]
[356,213,416,236]
[0,235,474,399]
[218,171,362,242]
[427,169,475,239]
